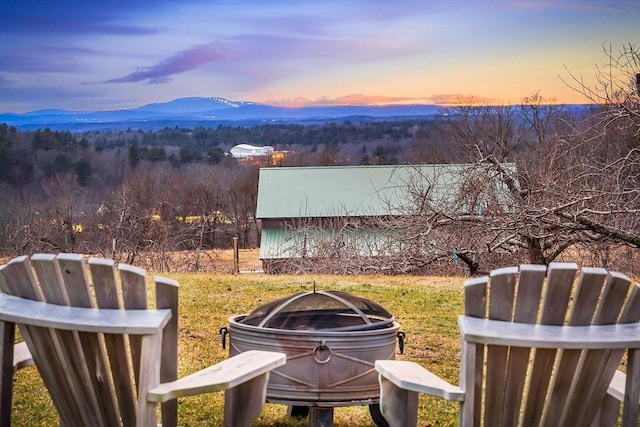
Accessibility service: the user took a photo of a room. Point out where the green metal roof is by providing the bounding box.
[256,164,514,219]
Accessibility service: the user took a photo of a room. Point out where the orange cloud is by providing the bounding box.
[264,94,433,107]
[263,93,562,107]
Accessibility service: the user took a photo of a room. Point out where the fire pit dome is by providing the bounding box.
[240,290,396,331]
[223,290,403,426]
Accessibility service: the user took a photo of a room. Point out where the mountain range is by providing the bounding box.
[0,97,443,132]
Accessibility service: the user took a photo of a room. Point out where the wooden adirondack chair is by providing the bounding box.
[375,263,640,427]
[0,253,286,427]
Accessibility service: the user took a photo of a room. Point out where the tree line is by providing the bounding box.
[0,114,428,270]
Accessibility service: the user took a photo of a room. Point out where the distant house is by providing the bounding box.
[256,164,514,271]
[230,143,274,159]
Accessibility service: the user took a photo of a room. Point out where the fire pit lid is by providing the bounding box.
[239,290,394,331]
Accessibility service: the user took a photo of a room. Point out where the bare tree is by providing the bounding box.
[431,43,640,273]
[0,174,90,254]
[561,42,639,137]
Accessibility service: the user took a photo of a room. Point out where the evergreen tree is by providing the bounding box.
[74,159,92,187]
[128,144,139,168]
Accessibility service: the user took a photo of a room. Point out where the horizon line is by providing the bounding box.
[0,96,595,115]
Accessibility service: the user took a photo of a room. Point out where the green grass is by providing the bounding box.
[11,273,465,426]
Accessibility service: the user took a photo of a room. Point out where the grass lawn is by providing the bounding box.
[12,272,466,426]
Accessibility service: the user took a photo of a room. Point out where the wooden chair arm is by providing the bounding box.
[148,350,286,427]
[148,350,286,402]
[458,316,640,349]
[375,360,464,427]
[375,360,464,401]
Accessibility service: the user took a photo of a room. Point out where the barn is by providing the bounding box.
[256,164,514,272]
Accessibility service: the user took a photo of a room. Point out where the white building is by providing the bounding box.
[230,144,274,159]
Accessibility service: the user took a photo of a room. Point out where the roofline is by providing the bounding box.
[259,163,516,171]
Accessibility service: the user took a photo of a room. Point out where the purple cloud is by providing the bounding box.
[107,43,226,84]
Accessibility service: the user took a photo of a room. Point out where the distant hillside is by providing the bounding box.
[0,97,443,131]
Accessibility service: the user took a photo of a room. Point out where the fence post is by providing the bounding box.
[233,236,239,274]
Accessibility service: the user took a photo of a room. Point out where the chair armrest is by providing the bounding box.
[458,316,640,349]
[147,350,286,403]
[13,342,33,371]
[375,360,464,401]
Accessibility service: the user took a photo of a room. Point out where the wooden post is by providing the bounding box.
[233,237,239,274]
[0,321,16,427]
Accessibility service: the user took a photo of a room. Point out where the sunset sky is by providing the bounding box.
[1,0,638,113]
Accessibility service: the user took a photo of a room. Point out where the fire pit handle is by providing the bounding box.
[219,327,229,350]
[312,341,332,364]
[397,331,406,355]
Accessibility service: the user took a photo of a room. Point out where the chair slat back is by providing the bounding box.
[521,263,577,426]
[154,276,179,427]
[0,254,179,427]
[461,276,488,427]
[462,262,639,427]
[57,254,122,427]
[542,267,608,426]
[89,258,139,426]
[484,266,517,426]
[501,264,546,426]
[121,264,150,388]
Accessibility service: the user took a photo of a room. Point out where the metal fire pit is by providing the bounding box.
[221,290,404,426]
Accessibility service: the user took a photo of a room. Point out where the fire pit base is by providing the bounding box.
[288,404,389,427]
